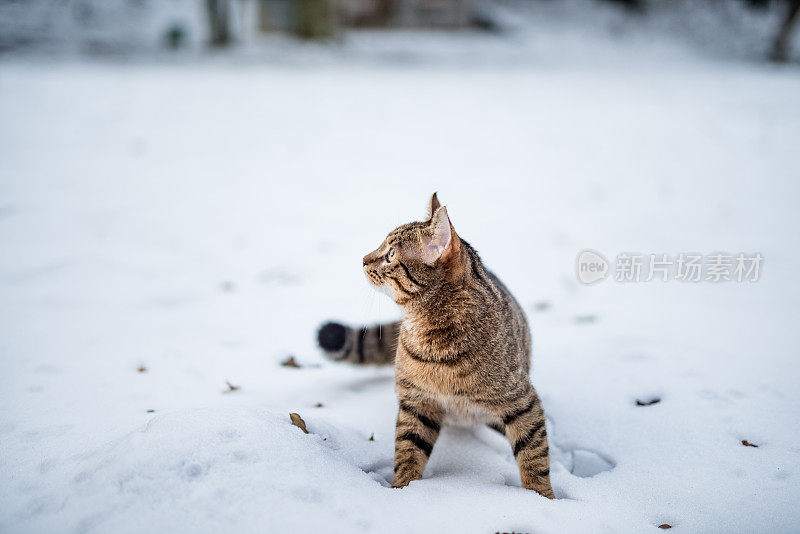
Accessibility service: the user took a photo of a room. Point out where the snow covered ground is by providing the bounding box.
[1,28,800,534]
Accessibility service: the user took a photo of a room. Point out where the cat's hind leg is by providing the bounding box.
[498,389,555,498]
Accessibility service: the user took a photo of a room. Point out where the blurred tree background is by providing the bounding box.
[0,0,797,61]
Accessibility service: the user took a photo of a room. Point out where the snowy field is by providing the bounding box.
[2,31,800,533]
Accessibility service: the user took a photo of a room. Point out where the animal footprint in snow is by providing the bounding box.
[552,445,615,478]
[569,449,615,477]
[546,419,615,478]
[361,459,393,487]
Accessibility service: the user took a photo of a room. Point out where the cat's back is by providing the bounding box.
[462,240,531,369]
[484,269,532,371]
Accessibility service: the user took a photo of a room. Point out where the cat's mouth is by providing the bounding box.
[364,268,382,286]
[364,268,401,301]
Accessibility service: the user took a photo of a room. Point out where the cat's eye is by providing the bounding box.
[386,249,396,262]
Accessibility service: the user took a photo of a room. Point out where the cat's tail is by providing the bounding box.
[317,321,399,365]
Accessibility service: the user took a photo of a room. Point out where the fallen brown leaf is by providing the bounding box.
[137,365,147,373]
[658,525,672,530]
[281,356,301,368]
[742,440,758,448]
[290,413,308,434]
[636,398,661,406]
[315,402,324,408]
[223,381,240,394]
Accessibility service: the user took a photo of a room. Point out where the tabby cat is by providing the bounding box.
[317,193,554,498]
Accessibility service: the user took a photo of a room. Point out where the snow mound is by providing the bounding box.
[7,405,620,533]
[17,407,387,533]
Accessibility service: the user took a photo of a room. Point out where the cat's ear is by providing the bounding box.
[421,206,454,265]
[428,192,441,220]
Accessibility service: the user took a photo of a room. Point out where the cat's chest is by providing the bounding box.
[438,395,498,425]
[396,350,463,394]
[396,353,498,424]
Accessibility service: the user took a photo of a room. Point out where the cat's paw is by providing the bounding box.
[317,322,350,360]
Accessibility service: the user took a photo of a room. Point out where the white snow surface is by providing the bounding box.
[1,34,800,534]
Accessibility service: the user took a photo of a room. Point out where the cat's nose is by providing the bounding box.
[363,251,380,266]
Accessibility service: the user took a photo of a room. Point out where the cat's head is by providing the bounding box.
[362,193,463,303]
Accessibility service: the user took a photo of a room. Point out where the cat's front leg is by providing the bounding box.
[499,389,555,499]
[392,393,444,488]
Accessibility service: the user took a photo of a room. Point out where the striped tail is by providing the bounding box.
[317,321,400,365]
